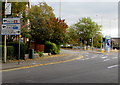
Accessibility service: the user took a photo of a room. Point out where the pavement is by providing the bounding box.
[1,48,118,71]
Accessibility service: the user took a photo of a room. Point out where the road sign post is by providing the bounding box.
[1,18,21,63]
[18,35,22,64]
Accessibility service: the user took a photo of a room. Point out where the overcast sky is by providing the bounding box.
[30,0,119,38]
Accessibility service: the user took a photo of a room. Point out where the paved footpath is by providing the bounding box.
[1,49,85,70]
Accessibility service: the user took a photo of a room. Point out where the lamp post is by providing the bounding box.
[96,14,103,51]
[59,0,61,18]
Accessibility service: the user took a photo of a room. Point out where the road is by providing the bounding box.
[2,49,118,83]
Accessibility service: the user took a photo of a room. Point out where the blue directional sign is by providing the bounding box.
[1,18,20,35]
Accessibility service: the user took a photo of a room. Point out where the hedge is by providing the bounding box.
[0,46,15,60]
[7,46,15,60]
[45,41,60,54]
[7,42,26,60]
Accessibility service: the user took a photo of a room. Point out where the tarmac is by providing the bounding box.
[1,49,119,71]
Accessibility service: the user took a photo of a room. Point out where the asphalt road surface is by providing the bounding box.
[2,49,118,83]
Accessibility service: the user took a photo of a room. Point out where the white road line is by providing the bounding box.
[91,57,96,58]
[101,55,104,56]
[103,59,110,61]
[101,56,108,59]
[81,58,90,60]
[112,57,118,59]
[84,58,90,60]
[107,65,118,69]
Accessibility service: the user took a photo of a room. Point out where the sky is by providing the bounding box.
[30,0,119,38]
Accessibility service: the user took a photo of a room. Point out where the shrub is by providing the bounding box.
[37,51,43,57]
[1,45,15,60]
[7,42,26,60]
[45,41,60,54]
[7,46,15,60]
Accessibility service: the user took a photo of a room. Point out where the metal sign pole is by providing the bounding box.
[4,35,6,63]
[4,0,7,63]
[18,35,20,64]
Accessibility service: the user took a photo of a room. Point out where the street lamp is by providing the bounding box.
[59,0,61,18]
[96,14,103,51]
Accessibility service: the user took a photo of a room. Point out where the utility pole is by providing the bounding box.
[96,14,103,51]
[100,16,103,51]
[59,0,61,18]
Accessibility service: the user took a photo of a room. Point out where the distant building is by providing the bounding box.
[111,37,120,49]
[111,37,120,43]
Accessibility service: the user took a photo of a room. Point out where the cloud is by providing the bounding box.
[31,1,118,37]
[48,2,118,37]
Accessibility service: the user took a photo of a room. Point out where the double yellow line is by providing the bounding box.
[1,55,84,72]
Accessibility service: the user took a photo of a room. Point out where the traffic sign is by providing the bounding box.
[3,18,20,24]
[1,24,20,35]
[1,18,21,35]
[5,3,11,15]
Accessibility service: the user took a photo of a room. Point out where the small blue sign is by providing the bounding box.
[13,26,18,29]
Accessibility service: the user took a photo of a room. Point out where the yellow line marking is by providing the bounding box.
[1,55,84,72]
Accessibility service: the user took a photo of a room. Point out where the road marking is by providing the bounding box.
[107,65,118,69]
[82,58,90,60]
[1,55,84,72]
[112,57,118,59]
[101,55,104,56]
[103,59,110,61]
[91,57,96,58]
[101,56,108,59]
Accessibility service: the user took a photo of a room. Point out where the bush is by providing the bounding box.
[1,45,15,60]
[7,42,26,60]
[7,46,15,60]
[95,43,101,48]
[37,51,43,57]
[45,41,60,54]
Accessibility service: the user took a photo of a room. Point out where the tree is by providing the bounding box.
[65,26,78,44]
[28,2,55,43]
[28,2,68,45]
[49,18,68,45]
[70,17,102,46]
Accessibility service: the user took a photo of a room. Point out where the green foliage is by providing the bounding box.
[28,3,68,45]
[21,28,31,38]
[45,41,60,54]
[28,2,55,43]
[1,46,16,60]
[7,46,14,59]
[65,26,79,44]
[7,42,26,60]
[69,17,102,46]
[37,51,43,57]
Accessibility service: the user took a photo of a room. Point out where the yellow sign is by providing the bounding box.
[19,35,22,38]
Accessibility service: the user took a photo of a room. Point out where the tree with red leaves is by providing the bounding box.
[28,3,68,45]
